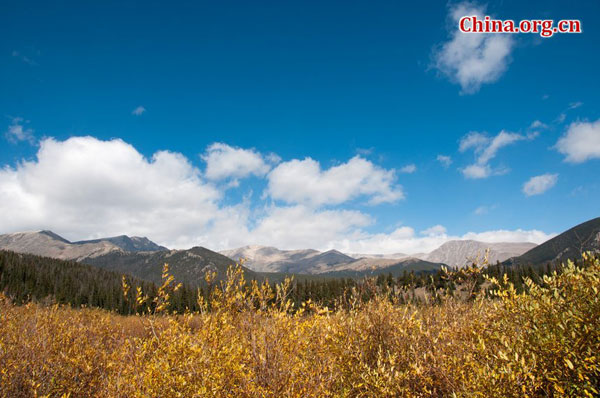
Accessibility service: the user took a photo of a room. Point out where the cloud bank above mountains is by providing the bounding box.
[0,136,555,252]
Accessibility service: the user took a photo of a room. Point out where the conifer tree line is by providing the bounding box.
[0,249,581,314]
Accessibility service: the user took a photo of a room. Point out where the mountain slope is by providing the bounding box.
[327,257,407,273]
[0,231,123,261]
[320,257,444,278]
[425,240,537,267]
[346,253,408,260]
[505,217,600,266]
[220,245,355,273]
[74,235,168,252]
[84,246,257,286]
[0,231,167,262]
[269,250,356,274]
[220,245,319,270]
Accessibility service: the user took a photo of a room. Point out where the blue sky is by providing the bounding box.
[0,0,598,252]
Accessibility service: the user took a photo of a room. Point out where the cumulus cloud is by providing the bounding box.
[0,136,555,254]
[460,229,553,244]
[248,205,372,250]
[421,225,447,237]
[433,2,514,94]
[266,156,404,207]
[462,164,493,179]
[555,119,600,163]
[202,143,273,181]
[459,131,489,152]
[436,154,452,168]
[5,118,35,144]
[522,173,558,197]
[459,130,535,179]
[131,106,146,116]
[399,164,417,174]
[0,136,224,248]
[0,137,389,249]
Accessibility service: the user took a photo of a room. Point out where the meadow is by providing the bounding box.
[1,256,599,397]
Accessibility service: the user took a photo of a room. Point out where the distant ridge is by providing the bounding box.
[83,246,257,286]
[4,218,598,281]
[0,231,122,261]
[0,230,254,286]
[320,257,444,277]
[505,217,600,266]
[347,253,408,260]
[220,245,355,273]
[424,240,537,268]
[0,231,167,262]
[74,235,168,252]
[221,239,538,274]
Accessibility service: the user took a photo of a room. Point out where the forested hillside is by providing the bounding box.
[0,247,585,315]
[0,250,199,314]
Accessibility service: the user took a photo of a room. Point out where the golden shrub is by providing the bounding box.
[0,256,598,397]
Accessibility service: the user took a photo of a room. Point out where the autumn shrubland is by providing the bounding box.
[1,255,599,397]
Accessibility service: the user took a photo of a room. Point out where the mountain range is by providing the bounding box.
[1,217,598,286]
[0,231,246,286]
[0,230,125,261]
[220,240,537,274]
[220,246,356,273]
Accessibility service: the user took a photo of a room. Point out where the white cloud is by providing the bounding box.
[0,136,225,248]
[326,225,554,255]
[0,136,556,255]
[202,142,273,181]
[460,229,554,244]
[327,226,439,255]
[5,118,35,144]
[530,120,547,129]
[555,119,600,163]
[132,106,146,116]
[399,163,417,174]
[0,137,389,250]
[436,154,452,168]
[421,225,447,237]
[248,205,372,250]
[266,156,404,207]
[433,2,514,94]
[459,131,489,152]
[459,130,534,179]
[462,164,492,179]
[479,131,525,164]
[522,173,558,196]
[555,102,584,124]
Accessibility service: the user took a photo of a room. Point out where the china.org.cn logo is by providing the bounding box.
[459,15,581,38]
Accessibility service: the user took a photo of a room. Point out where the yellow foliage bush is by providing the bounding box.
[1,256,599,397]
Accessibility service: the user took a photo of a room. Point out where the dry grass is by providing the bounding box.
[1,256,599,397]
